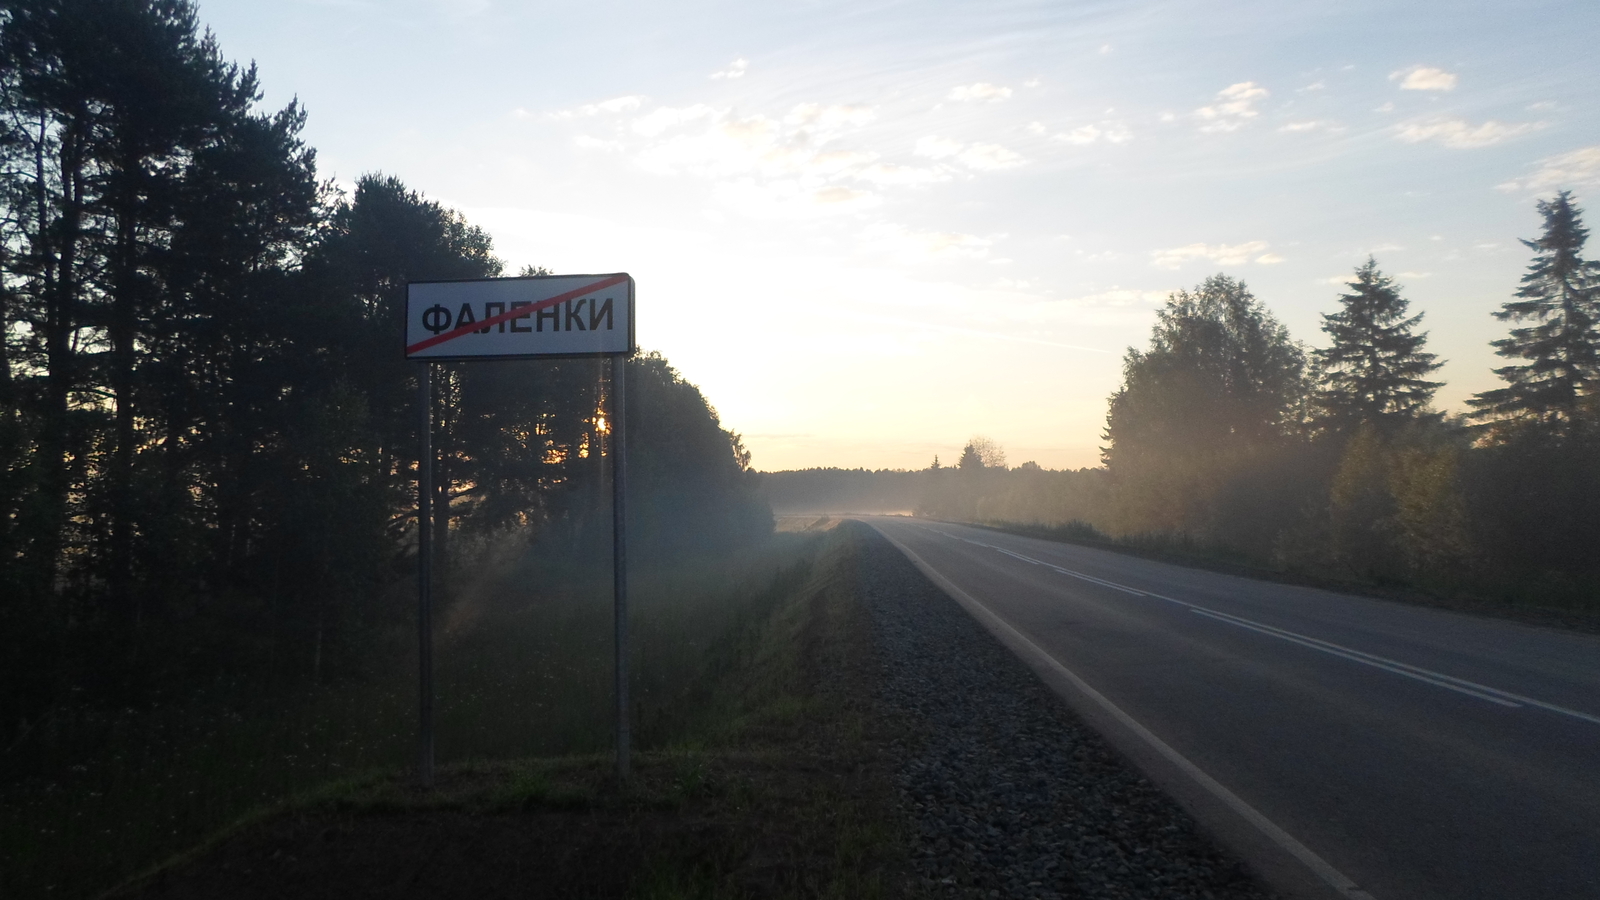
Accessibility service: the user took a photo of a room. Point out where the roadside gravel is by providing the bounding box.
[849,522,1276,900]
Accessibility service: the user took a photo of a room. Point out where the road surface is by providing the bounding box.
[863,517,1600,900]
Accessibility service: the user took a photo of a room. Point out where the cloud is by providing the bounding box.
[1053,123,1132,145]
[1150,240,1278,269]
[1067,288,1169,307]
[573,135,622,153]
[1279,120,1322,133]
[710,178,879,219]
[852,162,951,186]
[1396,271,1432,279]
[860,223,998,262]
[711,58,748,80]
[785,102,876,138]
[1395,116,1539,148]
[915,136,1025,170]
[633,104,719,137]
[913,135,965,160]
[549,96,645,119]
[1391,66,1457,91]
[1195,82,1269,132]
[948,82,1012,103]
[629,103,882,191]
[956,143,1026,170]
[1497,145,1600,192]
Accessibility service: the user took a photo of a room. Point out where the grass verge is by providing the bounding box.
[94,523,909,899]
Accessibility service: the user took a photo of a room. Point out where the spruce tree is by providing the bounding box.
[1314,258,1442,431]
[1469,190,1600,430]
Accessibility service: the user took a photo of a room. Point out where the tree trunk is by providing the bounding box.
[108,154,140,626]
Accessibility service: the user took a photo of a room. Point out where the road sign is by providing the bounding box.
[408,272,637,787]
[405,273,635,360]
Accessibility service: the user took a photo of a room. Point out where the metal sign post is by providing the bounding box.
[406,273,636,785]
[417,363,435,787]
[610,356,629,779]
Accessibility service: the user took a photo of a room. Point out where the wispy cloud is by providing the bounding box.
[914,135,1026,170]
[1053,123,1132,145]
[1195,82,1269,132]
[561,99,999,218]
[554,95,645,119]
[1395,116,1540,148]
[711,58,748,80]
[1391,66,1458,91]
[1278,120,1323,133]
[1066,288,1170,307]
[1150,240,1279,269]
[861,223,998,262]
[1497,145,1600,192]
[573,135,622,153]
[633,104,719,137]
[947,82,1012,103]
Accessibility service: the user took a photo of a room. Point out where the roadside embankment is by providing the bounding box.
[101,518,1275,899]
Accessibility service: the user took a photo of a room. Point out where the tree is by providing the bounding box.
[1104,274,1307,468]
[958,435,1005,469]
[1314,258,1442,431]
[1469,190,1600,433]
[1101,274,1312,539]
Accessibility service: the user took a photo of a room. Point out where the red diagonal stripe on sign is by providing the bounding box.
[406,274,629,355]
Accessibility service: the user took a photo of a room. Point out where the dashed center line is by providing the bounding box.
[931,528,1600,726]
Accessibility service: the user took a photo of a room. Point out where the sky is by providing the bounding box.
[197,0,1600,471]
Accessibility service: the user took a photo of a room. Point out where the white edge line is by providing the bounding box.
[877,527,1379,900]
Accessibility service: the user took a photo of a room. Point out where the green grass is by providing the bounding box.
[2,529,846,900]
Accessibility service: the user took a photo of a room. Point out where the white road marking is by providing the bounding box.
[878,528,1379,900]
[930,526,1600,727]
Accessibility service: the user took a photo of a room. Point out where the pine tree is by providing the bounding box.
[1314,258,1442,431]
[1469,190,1600,431]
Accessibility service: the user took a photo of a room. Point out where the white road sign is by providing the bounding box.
[405,273,635,360]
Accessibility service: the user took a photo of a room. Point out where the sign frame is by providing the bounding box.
[404,272,636,362]
[407,272,635,786]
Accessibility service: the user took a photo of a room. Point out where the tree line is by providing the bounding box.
[920,192,1600,604]
[0,0,767,749]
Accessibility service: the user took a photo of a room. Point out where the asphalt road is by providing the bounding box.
[862,517,1600,900]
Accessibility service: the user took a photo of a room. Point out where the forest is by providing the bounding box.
[0,0,768,759]
[873,192,1599,608]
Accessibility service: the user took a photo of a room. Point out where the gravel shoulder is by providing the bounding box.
[847,520,1277,900]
